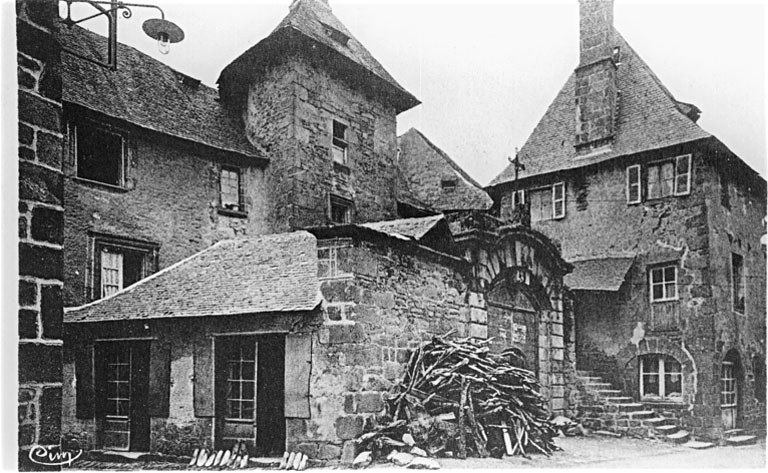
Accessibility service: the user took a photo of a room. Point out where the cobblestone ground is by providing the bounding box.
[67,436,766,470]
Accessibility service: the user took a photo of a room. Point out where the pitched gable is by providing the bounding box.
[489,31,711,187]
[398,128,493,212]
[219,0,419,114]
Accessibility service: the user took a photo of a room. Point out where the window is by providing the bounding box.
[732,253,745,313]
[317,240,351,279]
[75,124,125,187]
[93,237,158,300]
[226,338,256,421]
[332,121,348,166]
[329,194,352,224]
[440,178,457,191]
[511,189,525,207]
[649,265,677,302]
[721,361,737,407]
[626,164,641,204]
[529,182,566,222]
[646,155,691,200]
[640,354,683,401]
[220,166,245,213]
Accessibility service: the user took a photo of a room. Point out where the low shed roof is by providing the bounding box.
[564,257,634,292]
[65,232,321,323]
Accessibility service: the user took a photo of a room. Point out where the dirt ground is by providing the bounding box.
[68,436,766,470]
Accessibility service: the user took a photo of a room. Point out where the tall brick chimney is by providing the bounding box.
[574,0,617,151]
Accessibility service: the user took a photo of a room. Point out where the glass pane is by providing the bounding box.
[332,146,346,165]
[665,373,682,395]
[242,361,255,380]
[228,400,240,419]
[652,284,663,300]
[651,268,662,284]
[643,374,659,396]
[241,401,254,420]
[661,162,674,196]
[676,174,689,194]
[664,282,676,299]
[242,381,255,400]
[664,266,676,282]
[676,155,690,174]
[647,166,660,199]
[318,260,330,278]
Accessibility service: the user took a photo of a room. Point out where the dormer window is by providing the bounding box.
[332,121,348,166]
[321,22,349,46]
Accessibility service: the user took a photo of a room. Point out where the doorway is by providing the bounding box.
[721,350,743,430]
[94,340,150,451]
[215,334,286,456]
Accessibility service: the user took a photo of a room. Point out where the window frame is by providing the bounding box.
[331,120,349,167]
[673,154,692,196]
[329,194,353,225]
[552,182,566,219]
[528,182,566,222]
[639,354,683,401]
[649,264,678,303]
[644,154,692,201]
[731,252,746,314]
[73,121,127,189]
[219,165,246,216]
[317,239,353,280]
[626,164,641,204]
[91,234,159,301]
[721,361,737,407]
[511,189,526,207]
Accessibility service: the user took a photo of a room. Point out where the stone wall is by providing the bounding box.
[17,0,64,468]
[243,55,398,231]
[62,114,270,307]
[498,143,766,438]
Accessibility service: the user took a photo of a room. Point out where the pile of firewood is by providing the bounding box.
[355,335,558,461]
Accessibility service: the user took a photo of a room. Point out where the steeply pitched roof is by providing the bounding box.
[489,31,711,187]
[398,128,493,211]
[564,257,634,291]
[361,214,446,241]
[218,0,419,114]
[60,24,263,160]
[65,232,320,323]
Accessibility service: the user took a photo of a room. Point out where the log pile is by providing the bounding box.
[355,335,558,462]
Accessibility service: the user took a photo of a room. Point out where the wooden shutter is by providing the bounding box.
[284,333,312,419]
[75,343,95,419]
[148,340,171,417]
[194,337,215,417]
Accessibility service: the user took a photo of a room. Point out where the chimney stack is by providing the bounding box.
[574,0,617,151]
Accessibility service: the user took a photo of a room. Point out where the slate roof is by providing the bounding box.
[564,257,634,291]
[489,31,711,187]
[218,0,419,113]
[65,232,321,323]
[361,214,446,241]
[60,24,263,160]
[398,128,493,211]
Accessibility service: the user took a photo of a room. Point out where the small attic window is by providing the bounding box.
[612,46,621,65]
[441,178,458,191]
[321,22,349,46]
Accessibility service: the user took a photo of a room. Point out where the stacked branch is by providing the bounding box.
[357,335,558,461]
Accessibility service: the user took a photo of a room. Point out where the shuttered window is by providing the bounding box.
[626,165,641,204]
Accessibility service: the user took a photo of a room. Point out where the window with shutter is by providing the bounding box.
[93,236,158,301]
[645,155,692,200]
[626,165,641,204]
[284,333,312,419]
[101,250,123,298]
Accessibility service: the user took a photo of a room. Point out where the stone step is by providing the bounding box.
[723,428,744,438]
[596,389,623,396]
[576,370,594,377]
[683,440,715,450]
[614,402,645,412]
[628,410,657,420]
[585,382,612,389]
[666,430,691,444]
[725,435,758,446]
[641,417,668,425]
[655,424,679,434]
[576,376,603,383]
[604,396,633,404]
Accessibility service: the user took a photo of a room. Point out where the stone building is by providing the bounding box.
[58,0,575,459]
[487,0,766,441]
[17,0,65,468]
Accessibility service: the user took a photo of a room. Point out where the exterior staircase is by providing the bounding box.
[574,370,715,448]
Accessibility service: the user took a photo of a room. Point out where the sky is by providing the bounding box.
[61,0,767,186]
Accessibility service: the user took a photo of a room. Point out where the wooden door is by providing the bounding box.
[721,361,738,429]
[95,341,150,451]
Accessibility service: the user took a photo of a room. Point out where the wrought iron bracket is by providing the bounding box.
[60,0,168,70]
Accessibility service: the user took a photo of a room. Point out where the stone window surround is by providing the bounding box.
[639,353,683,401]
[329,193,354,225]
[89,233,159,301]
[731,252,746,315]
[218,165,247,217]
[331,119,349,167]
